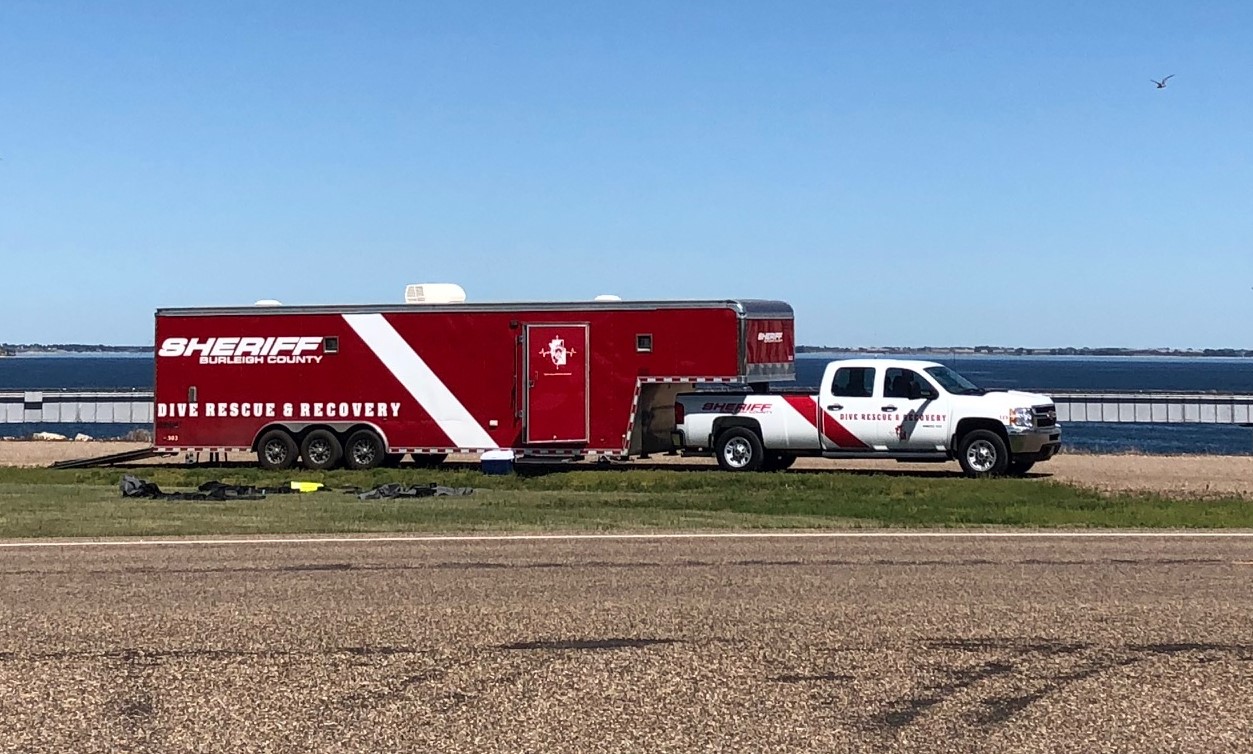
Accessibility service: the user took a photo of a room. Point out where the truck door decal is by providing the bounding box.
[342,313,498,449]
[781,395,869,449]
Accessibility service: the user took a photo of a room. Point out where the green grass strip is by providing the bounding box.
[0,466,1249,538]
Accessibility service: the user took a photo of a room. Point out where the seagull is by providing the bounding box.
[1152,74,1175,89]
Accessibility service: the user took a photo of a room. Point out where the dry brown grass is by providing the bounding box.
[3,440,1251,497]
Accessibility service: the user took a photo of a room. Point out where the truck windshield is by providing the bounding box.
[924,366,985,395]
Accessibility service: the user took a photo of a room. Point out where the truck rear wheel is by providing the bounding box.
[715,428,765,472]
[957,429,1009,478]
[343,429,385,470]
[257,429,298,471]
[300,429,343,471]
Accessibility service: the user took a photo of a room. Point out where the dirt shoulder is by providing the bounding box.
[1,441,1250,498]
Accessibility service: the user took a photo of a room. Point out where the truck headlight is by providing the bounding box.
[1009,407,1035,428]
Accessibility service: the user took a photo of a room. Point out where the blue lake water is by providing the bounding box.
[2,352,1252,453]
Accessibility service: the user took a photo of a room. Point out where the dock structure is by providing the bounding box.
[0,390,154,426]
[3,389,1253,428]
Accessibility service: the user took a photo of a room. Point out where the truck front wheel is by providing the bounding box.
[257,429,298,471]
[715,428,765,472]
[957,430,1009,478]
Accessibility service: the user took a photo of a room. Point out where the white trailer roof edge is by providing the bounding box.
[156,299,794,319]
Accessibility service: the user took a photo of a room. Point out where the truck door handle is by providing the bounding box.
[881,405,897,412]
[826,404,843,411]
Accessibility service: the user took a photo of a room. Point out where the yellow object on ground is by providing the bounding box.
[290,481,325,493]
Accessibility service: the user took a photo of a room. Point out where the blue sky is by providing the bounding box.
[2,1,1251,348]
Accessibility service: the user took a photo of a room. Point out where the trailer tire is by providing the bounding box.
[715,428,765,472]
[957,429,1009,478]
[343,429,385,470]
[300,429,343,471]
[257,429,298,471]
[411,453,448,468]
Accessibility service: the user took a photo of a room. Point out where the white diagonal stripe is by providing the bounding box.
[343,313,497,449]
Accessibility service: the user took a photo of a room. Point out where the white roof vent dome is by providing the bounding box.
[405,283,467,304]
[593,294,622,302]
[253,299,283,307]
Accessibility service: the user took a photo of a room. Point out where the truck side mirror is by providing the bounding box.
[909,383,933,400]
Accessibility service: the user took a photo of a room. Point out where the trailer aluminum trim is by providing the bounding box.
[157,299,794,318]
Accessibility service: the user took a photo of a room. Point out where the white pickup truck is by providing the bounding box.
[672,359,1061,477]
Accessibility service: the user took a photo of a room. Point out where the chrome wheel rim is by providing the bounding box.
[966,439,998,473]
[722,437,753,469]
[306,439,333,466]
[351,441,377,467]
[263,440,288,466]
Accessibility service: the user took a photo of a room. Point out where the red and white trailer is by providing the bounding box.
[152,296,794,469]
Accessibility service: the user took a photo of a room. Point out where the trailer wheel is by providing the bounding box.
[300,429,343,470]
[411,453,448,468]
[715,428,764,472]
[957,429,1009,478]
[257,429,298,471]
[343,429,385,470]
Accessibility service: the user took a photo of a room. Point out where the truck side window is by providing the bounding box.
[885,368,934,399]
[831,367,874,398]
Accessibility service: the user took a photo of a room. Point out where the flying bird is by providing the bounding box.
[1152,75,1175,89]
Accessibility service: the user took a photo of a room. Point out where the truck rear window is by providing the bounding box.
[831,367,874,397]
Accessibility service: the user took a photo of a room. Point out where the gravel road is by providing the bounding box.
[2,535,1250,753]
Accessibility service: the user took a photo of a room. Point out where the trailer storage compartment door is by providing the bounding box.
[525,324,590,443]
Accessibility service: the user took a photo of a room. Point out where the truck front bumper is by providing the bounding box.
[1008,425,1062,460]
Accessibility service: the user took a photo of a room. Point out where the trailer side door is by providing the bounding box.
[524,324,590,443]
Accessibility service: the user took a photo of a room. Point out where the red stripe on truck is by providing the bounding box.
[781,395,869,449]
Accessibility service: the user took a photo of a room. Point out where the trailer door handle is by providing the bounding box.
[881,405,897,412]
[826,403,843,411]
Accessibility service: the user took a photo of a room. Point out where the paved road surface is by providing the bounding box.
[2,534,1251,753]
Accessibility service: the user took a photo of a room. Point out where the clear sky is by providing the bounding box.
[2,1,1251,348]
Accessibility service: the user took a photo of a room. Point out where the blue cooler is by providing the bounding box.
[480,449,515,475]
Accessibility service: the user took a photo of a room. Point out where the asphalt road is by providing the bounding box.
[2,534,1251,753]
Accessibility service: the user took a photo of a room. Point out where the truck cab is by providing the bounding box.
[673,359,1062,477]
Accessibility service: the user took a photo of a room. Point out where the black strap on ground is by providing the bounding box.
[348,483,475,500]
[120,475,293,501]
[120,476,475,502]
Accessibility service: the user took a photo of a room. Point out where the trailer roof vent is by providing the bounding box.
[593,294,622,302]
[253,299,283,307]
[405,283,467,304]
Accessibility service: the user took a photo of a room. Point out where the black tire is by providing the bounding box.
[715,427,765,472]
[256,429,298,471]
[1008,459,1036,476]
[957,429,1009,478]
[300,429,343,471]
[411,453,448,468]
[343,429,385,470]
[761,452,797,472]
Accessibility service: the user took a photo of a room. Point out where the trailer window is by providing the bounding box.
[323,336,339,354]
[636,334,652,353]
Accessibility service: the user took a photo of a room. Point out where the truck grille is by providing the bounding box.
[1034,405,1058,428]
